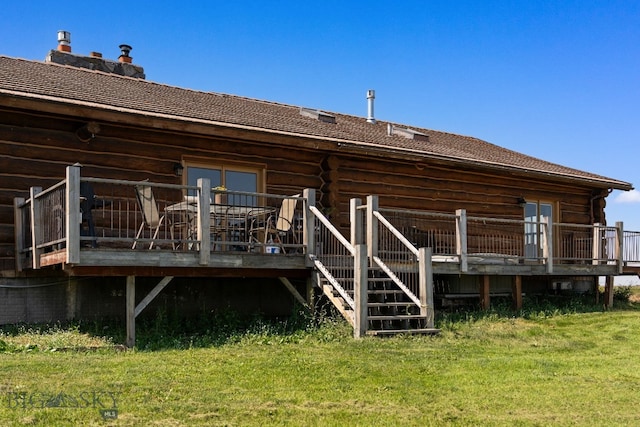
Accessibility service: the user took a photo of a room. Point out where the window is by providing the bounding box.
[184,161,265,206]
[524,201,553,259]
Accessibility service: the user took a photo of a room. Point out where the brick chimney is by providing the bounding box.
[45,32,145,79]
[118,44,133,63]
[57,30,71,52]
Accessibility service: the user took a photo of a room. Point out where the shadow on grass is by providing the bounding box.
[435,289,640,326]
[2,291,638,352]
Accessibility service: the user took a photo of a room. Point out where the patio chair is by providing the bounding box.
[248,195,299,253]
[133,184,165,249]
[167,206,196,250]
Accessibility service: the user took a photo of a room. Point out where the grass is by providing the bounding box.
[1,296,640,426]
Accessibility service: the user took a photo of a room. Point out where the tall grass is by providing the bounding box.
[1,295,639,425]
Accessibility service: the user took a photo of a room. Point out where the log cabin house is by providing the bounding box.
[1,33,638,343]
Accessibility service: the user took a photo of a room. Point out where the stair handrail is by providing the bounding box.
[367,196,423,308]
[372,211,419,257]
[308,205,356,309]
[371,255,421,307]
[309,205,355,256]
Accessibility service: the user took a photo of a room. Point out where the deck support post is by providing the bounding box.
[456,209,468,272]
[354,244,368,338]
[512,275,522,310]
[419,247,434,328]
[278,277,311,311]
[306,276,315,310]
[480,275,490,310]
[134,276,174,317]
[66,278,78,320]
[126,275,135,348]
[604,276,614,308]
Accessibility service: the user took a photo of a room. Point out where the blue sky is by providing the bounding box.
[3,1,640,230]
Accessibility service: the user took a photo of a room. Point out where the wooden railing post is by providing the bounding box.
[592,223,602,265]
[66,166,81,264]
[14,197,25,272]
[197,178,211,265]
[350,198,363,247]
[366,195,378,263]
[616,221,624,274]
[419,247,434,328]
[542,217,553,273]
[455,209,468,272]
[303,188,316,266]
[354,244,368,338]
[30,186,43,269]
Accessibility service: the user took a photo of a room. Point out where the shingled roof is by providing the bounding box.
[0,55,632,190]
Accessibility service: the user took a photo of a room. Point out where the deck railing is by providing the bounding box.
[14,166,307,270]
[466,215,526,260]
[623,230,640,264]
[367,201,631,273]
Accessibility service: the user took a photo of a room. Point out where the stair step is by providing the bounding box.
[366,328,440,336]
[365,289,405,295]
[328,277,393,284]
[367,302,418,307]
[367,314,425,320]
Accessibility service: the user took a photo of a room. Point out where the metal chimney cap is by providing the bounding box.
[119,44,132,56]
[57,30,71,44]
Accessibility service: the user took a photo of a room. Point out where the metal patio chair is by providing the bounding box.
[248,195,299,253]
[133,184,166,249]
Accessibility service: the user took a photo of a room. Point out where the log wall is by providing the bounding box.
[321,155,598,230]
[0,107,606,272]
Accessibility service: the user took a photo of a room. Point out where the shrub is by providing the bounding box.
[614,285,633,302]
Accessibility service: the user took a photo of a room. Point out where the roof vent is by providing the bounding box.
[300,108,336,124]
[387,124,429,142]
[366,90,376,124]
[57,30,71,52]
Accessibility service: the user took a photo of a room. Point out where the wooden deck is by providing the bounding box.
[40,247,308,278]
[15,169,639,280]
[14,170,640,344]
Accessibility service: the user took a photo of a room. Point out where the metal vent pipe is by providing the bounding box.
[366,89,376,124]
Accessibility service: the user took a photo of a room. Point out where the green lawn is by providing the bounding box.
[2,301,640,426]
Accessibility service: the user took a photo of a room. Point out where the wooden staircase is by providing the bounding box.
[317,266,439,336]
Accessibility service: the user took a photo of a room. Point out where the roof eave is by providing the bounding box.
[1,88,633,191]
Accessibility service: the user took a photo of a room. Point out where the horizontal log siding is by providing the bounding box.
[326,156,595,229]
[0,107,604,271]
[0,111,324,271]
